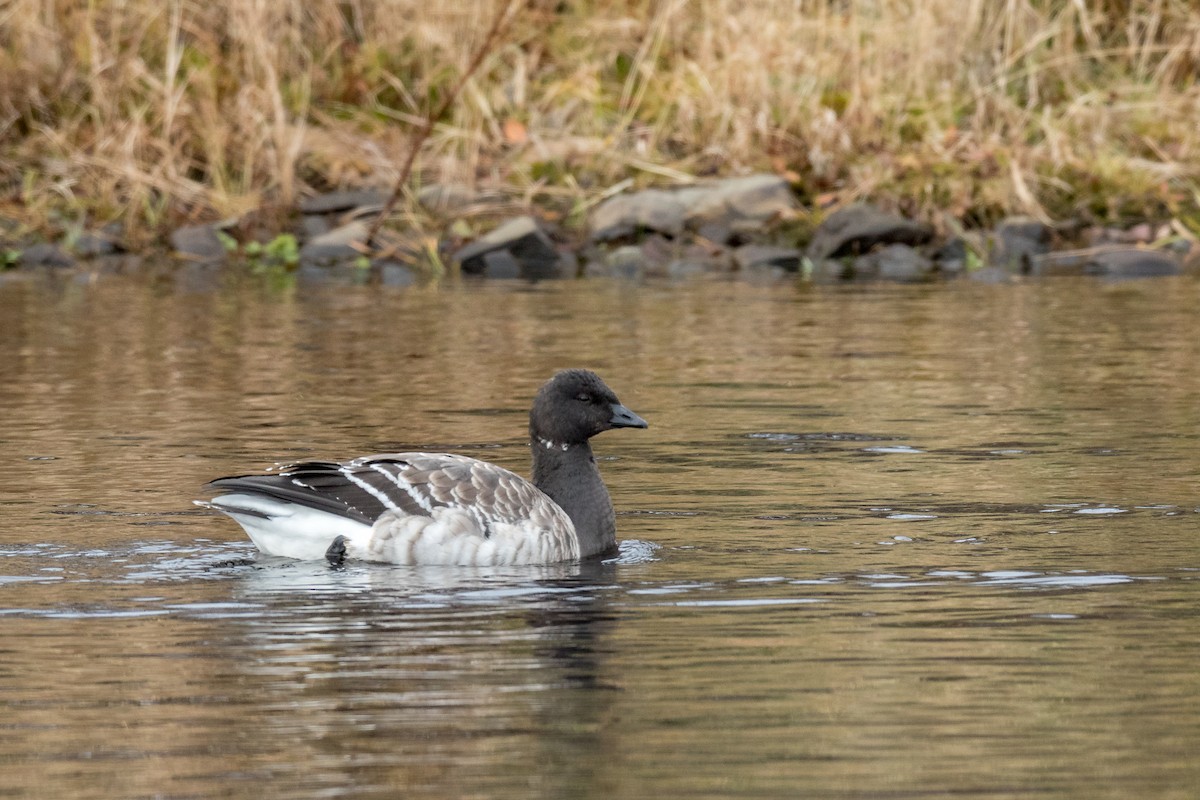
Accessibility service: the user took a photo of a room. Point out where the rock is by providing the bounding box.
[72,225,121,258]
[297,189,388,215]
[589,174,796,243]
[932,238,968,275]
[1088,249,1180,277]
[590,189,688,241]
[853,244,935,282]
[452,216,563,279]
[19,242,75,269]
[598,245,644,279]
[968,266,1016,284]
[680,174,796,243]
[990,216,1051,272]
[478,250,522,279]
[806,203,933,261]
[170,224,227,262]
[373,259,419,287]
[1029,246,1180,278]
[733,244,803,272]
[300,215,332,240]
[299,220,370,264]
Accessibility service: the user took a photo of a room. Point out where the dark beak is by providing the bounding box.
[609,403,649,429]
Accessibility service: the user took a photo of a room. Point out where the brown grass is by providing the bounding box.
[1,0,1198,241]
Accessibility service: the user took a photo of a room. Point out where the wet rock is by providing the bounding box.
[968,266,1016,284]
[806,203,933,261]
[452,216,563,279]
[299,220,369,264]
[597,245,644,279]
[1088,249,1180,278]
[589,173,795,243]
[373,260,419,287]
[72,225,122,258]
[990,216,1051,272]
[298,189,388,215]
[19,242,75,269]
[170,224,228,263]
[853,244,935,282]
[733,244,803,273]
[931,238,968,275]
[669,242,734,276]
[1029,246,1180,278]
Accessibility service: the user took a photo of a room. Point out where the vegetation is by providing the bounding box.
[1,0,1198,242]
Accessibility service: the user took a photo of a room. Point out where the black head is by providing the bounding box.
[529,369,648,447]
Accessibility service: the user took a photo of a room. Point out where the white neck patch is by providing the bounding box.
[538,437,571,452]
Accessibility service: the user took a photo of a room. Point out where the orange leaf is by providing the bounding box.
[503,118,527,144]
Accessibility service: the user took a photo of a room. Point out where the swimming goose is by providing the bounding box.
[197,369,648,565]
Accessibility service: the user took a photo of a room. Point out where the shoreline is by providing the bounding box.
[3,174,1197,284]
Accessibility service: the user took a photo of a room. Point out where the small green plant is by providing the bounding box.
[244,233,300,274]
[2,249,20,269]
[216,230,238,252]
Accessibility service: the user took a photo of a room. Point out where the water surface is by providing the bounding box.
[2,272,1199,798]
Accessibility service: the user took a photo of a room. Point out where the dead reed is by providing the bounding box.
[1,0,1198,239]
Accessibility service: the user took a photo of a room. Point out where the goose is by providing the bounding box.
[197,369,648,565]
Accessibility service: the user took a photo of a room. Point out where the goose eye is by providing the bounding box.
[575,392,593,403]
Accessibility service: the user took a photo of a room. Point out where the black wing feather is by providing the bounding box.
[208,458,435,525]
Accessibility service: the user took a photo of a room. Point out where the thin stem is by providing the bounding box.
[366,0,527,247]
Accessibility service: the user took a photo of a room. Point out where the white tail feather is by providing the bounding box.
[197,494,372,560]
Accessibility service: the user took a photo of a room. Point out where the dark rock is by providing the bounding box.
[1029,246,1180,278]
[298,189,388,215]
[598,246,644,279]
[968,266,1016,284]
[990,216,1051,272]
[853,244,935,282]
[170,224,228,262]
[19,242,75,269]
[932,237,968,275]
[72,225,122,258]
[806,203,934,261]
[374,260,419,287]
[452,216,563,279]
[1087,249,1180,278]
[300,215,332,240]
[299,221,369,264]
[479,250,522,279]
[733,245,803,272]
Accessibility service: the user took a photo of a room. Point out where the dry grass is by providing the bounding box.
[2,0,1198,240]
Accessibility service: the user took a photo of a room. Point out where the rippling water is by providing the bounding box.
[2,272,1199,798]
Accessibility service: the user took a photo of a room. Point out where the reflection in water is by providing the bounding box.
[2,273,1200,797]
[223,560,624,798]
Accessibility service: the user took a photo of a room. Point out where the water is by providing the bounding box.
[2,271,1199,798]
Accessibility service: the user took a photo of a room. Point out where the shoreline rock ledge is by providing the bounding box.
[589,174,797,245]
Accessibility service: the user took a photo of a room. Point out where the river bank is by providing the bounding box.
[3,1,1199,263]
[3,172,1197,286]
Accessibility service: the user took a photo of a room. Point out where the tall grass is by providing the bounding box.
[2,0,1198,238]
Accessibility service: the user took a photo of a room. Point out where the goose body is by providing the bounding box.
[198,370,647,566]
